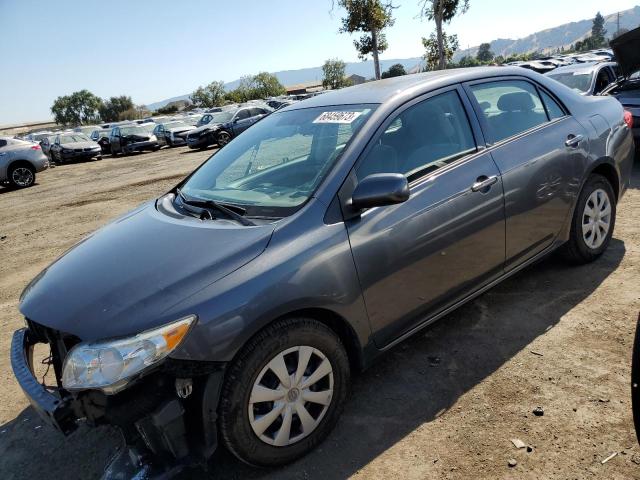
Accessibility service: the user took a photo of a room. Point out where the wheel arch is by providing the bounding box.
[558,157,619,242]
[230,307,365,375]
[8,159,35,174]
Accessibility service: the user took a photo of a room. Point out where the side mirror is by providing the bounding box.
[351,173,409,210]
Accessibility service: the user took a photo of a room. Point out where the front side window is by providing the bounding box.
[356,90,476,181]
[470,80,548,143]
[235,109,251,121]
[180,105,376,216]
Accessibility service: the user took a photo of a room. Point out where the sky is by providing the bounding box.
[0,0,637,124]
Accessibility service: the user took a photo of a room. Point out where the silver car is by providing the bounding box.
[0,137,49,188]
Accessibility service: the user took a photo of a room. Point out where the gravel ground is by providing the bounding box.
[0,147,639,479]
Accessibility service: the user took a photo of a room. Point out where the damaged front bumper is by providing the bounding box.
[11,326,225,475]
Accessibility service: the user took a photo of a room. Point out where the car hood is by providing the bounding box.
[20,201,275,340]
[60,141,100,149]
[611,27,640,78]
[190,123,223,135]
[167,126,195,134]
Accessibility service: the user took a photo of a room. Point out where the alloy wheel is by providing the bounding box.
[12,167,34,187]
[582,188,611,249]
[218,132,231,146]
[248,345,334,447]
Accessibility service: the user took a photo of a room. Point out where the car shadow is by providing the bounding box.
[0,239,626,479]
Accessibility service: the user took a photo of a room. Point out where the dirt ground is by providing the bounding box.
[0,147,639,480]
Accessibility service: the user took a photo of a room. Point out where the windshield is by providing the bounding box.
[548,71,594,93]
[180,105,376,217]
[209,111,234,124]
[60,134,91,143]
[120,126,148,135]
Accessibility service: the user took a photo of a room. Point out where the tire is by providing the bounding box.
[561,173,616,264]
[219,317,350,467]
[217,130,231,147]
[8,163,36,188]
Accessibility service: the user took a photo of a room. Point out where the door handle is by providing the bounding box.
[471,175,498,192]
[565,134,583,148]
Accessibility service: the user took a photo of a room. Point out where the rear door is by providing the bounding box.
[342,86,506,347]
[464,77,589,270]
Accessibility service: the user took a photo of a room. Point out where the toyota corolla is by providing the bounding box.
[11,67,634,477]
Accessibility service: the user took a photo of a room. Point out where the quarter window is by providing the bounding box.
[356,90,476,180]
[469,80,547,143]
[540,90,565,120]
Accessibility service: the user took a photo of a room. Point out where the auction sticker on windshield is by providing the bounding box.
[313,111,363,124]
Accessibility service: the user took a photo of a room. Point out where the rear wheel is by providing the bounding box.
[219,318,350,467]
[562,173,616,264]
[8,163,35,188]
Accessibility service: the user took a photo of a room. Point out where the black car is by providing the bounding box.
[604,27,640,153]
[49,133,102,163]
[90,128,112,154]
[110,124,159,155]
[186,106,271,149]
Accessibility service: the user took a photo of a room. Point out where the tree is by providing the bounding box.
[476,42,494,62]
[51,89,102,126]
[251,72,286,98]
[224,73,286,103]
[190,81,226,108]
[322,59,350,89]
[422,31,459,70]
[381,63,407,78]
[457,54,480,67]
[419,0,470,70]
[99,95,134,122]
[118,105,149,121]
[336,0,395,80]
[592,11,607,46]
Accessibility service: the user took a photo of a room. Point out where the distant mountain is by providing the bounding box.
[144,57,422,111]
[455,5,640,59]
[145,6,640,111]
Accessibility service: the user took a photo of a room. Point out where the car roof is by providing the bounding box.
[546,61,615,75]
[282,67,544,110]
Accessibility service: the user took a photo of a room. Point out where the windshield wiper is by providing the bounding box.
[176,189,256,226]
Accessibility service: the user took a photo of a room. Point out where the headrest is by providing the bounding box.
[404,102,455,138]
[497,92,535,112]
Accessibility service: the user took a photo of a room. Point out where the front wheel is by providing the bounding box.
[561,173,616,264]
[219,318,350,467]
[217,130,231,147]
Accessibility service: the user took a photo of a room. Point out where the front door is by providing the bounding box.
[342,88,506,347]
[465,78,589,269]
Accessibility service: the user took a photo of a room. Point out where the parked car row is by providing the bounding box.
[0,137,49,188]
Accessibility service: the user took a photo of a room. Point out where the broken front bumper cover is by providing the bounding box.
[10,328,78,434]
[11,326,226,472]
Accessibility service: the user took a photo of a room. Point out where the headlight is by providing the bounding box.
[150,134,157,142]
[61,148,72,153]
[61,315,195,394]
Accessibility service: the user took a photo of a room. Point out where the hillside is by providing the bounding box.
[455,5,640,59]
[144,57,422,111]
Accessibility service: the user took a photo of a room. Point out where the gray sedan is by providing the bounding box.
[11,66,634,475]
[49,133,102,163]
[0,136,49,188]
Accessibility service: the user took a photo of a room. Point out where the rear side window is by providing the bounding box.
[356,90,476,180]
[540,90,565,120]
[469,80,547,143]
